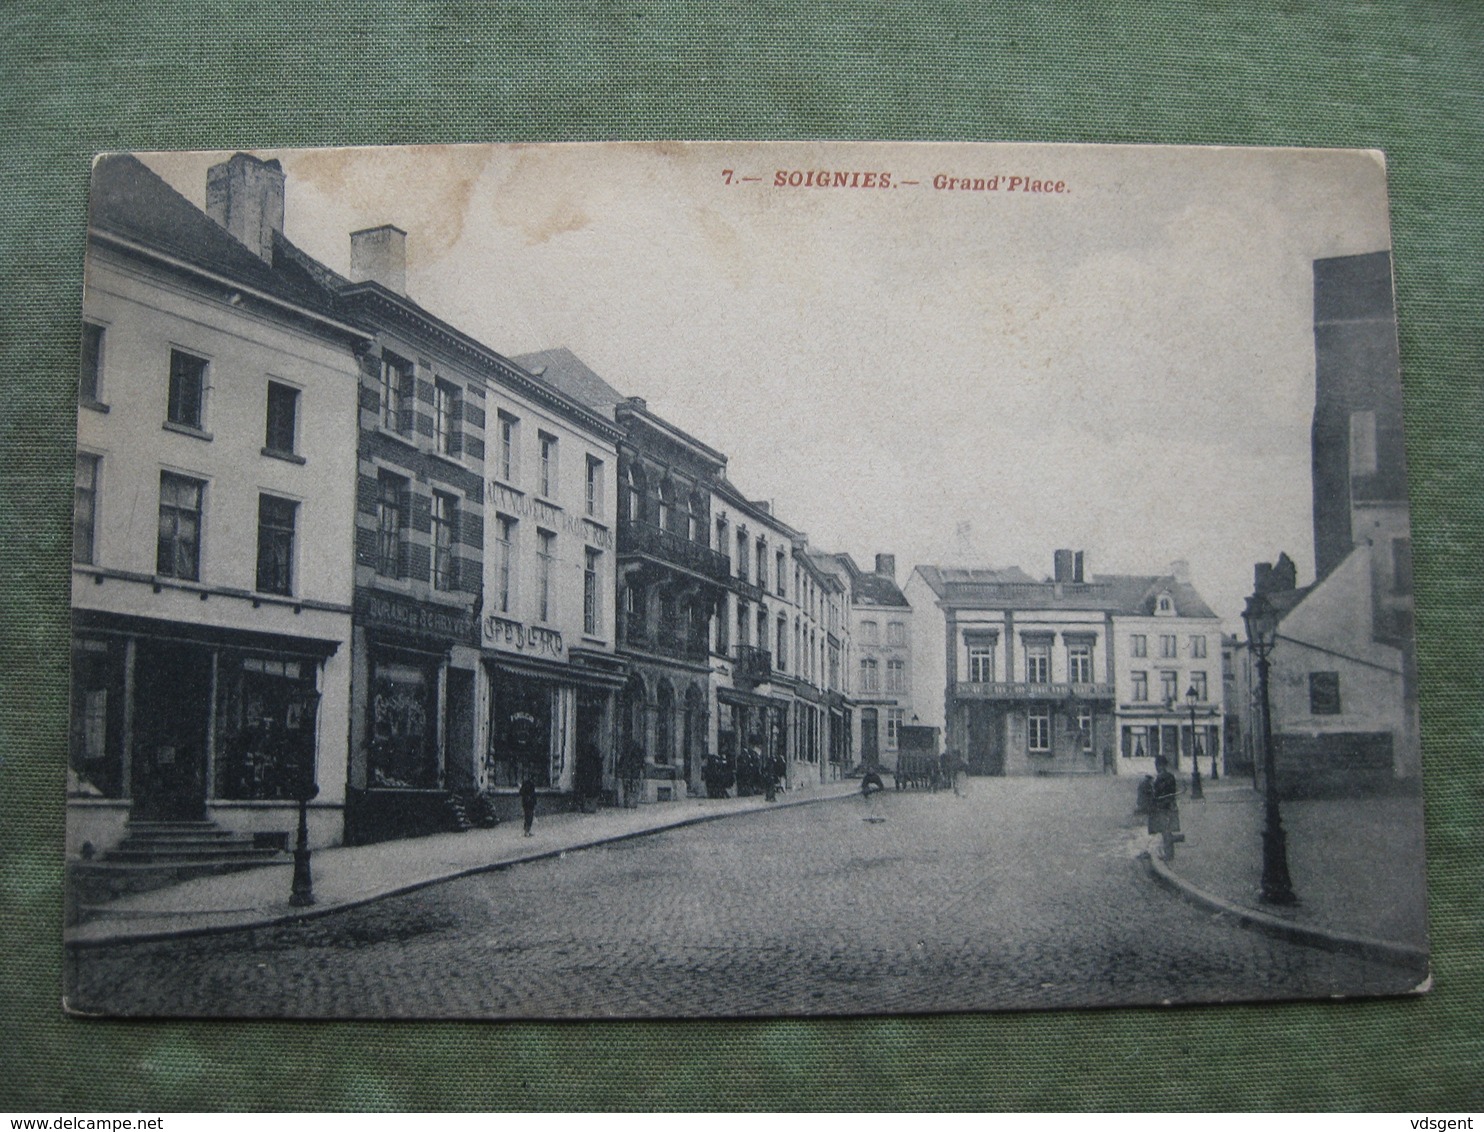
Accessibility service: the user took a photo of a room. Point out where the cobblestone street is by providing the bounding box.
[66,776,1420,1018]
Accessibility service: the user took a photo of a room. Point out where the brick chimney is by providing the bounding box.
[350,225,407,295]
[874,553,896,580]
[1168,559,1191,584]
[206,153,285,264]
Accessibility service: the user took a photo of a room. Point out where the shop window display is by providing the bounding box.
[369,658,440,789]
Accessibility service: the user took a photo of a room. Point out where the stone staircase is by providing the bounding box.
[68,820,288,917]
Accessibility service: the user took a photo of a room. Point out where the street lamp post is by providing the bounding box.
[289,764,318,909]
[1242,591,1297,905]
[1185,684,1203,799]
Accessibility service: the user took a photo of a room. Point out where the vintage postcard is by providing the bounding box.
[63,141,1427,1018]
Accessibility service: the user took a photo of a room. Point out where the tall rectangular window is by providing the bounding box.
[376,471,406,578]
[80,323,105,403]
[537,529,555,622]
[737,601,748,648]
[584,547,601,635]
[431,491,457,591]
[255,494,297,595]
[776,616,788,671]
[1028,708,1051,752]
[539,432,558,497]
[167,349,207,429]
[157,472,204,580]
[1132,671,1148,701]
[495,515,516,613]
[1190,671,1208,701]
[1190,634,1207,659]
[860,658,879,693]
[1160,670,1179,703]
[74,453,100,564]
[498,412,518,482]
[715,595,730,653]
[777,550,787,597]
[434,380,460,457]
[1025,643,1050,684]
[968,645,994,683]
[380,353,414,435]
[585,456,602,517]
[756,541,767,591]
[1160,634,1178,659]
[1131,634,1147,658]
[1067,644,1093,683]
[736,531,749,582]
[264,381,299,455]
[1078,712,1094,752]
[887,708,904,751]
[887,621,906,646]
[887,659,906,693]
[861,620,879,645]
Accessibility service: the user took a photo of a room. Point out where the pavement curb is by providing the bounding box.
[65,786,860,949]
[1142,846,1429,971]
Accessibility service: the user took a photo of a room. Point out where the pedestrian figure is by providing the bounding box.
[520,776,537,837]
[1135,774,1154,815]
[860,769,885,798]
[1148,756,1182,861]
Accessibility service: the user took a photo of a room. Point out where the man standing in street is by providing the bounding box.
[520,776,538,837]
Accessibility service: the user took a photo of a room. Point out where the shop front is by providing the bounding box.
[68,610,343,856]
[482,617,622,815]
[346,588,481,844]
[715,686,787,796]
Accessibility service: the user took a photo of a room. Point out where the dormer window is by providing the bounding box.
[1155,593,1174,615]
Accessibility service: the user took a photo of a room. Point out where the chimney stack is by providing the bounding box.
[875,553,896,580]
[350,225,408,295]
[1168,558,1191,584]
[206,153,285,264]
[1053,549,1075,583]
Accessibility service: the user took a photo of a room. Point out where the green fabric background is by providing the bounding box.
[3,0,1481,1111]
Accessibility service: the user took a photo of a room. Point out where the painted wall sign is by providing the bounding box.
[484,613,565,658]
[490,483,614,549]
[356,589,476,644]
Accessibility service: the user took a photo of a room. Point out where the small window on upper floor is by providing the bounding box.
[1309,671,1341,715]
[434,379,462,458]
[586,455,603,518]
[80,323,106,405]
[538,432,558,499]
[264,381,300,457]
[380,352,415,436]
[167,349,208,431]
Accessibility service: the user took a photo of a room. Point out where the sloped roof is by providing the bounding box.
[88,154,350,325]
[852,570,910,608]
[512,347,627,421]
[1094,575,1219,619]
[914,564,1218,619]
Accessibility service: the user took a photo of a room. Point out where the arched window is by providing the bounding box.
[658,477,674,532]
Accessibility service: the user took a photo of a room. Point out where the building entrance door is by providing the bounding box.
[130,640,211,821]
[967,703,1004,776]
[575,690,607,802]
[860,708,879,766]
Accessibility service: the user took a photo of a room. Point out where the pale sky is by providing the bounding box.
[138,142,1395,625]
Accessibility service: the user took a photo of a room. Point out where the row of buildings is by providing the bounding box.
[68,152,919,859]
[67,152,1418,868]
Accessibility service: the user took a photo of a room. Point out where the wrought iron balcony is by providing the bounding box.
[619,614,711,664]
[618,520,731,584]
[951,680,1115,702]
[733,645,772,687]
